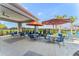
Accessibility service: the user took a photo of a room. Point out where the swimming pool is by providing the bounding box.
[67,32,79,38]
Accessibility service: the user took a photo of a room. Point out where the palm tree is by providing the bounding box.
[70,16,77,23]
[55,15,67,19]
[55,15,61,19]
[0,23,7,36]
[62,15,67,19]
[70,16,77,35]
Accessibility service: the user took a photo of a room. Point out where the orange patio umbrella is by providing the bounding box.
[27,20,43,26]
[26,20,43,33]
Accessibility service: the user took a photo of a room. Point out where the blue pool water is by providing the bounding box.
[76,32,79,38]
[67,32,79,38]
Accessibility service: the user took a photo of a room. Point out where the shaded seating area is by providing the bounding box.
[45,32,65,45]
[26,20,43,40]
[10,31,25,37]
[41,18,71,46]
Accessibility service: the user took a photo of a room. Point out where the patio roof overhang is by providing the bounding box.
[0,3,39,23]
[0,15,33,23]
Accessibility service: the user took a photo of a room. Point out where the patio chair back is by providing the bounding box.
[56,33,64,42]
[14,32,17,34]
[11,32,15,36]
[19,32,25,36]
[10,32,17,36]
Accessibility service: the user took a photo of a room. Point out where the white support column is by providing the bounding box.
[34,20,38,33]
[17,22,22,32]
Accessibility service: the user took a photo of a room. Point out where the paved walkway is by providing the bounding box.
[0,35,79,56]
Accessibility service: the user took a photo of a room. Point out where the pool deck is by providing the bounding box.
[0,35,79,56]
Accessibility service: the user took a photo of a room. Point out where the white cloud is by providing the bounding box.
[37,12,43,16]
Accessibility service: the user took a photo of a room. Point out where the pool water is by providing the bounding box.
[76,32,79,38]
[67,32,79,38]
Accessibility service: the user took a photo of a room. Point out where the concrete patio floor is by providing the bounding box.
[0,35,79,56]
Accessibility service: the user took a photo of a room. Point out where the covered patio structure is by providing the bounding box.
[0,3,39,32]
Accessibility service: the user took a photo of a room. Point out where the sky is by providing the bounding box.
[0,3,79,28]
[21,3,78,22]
